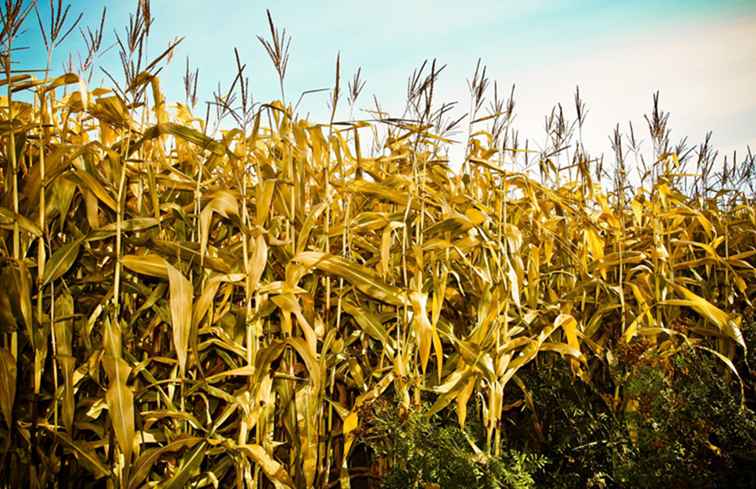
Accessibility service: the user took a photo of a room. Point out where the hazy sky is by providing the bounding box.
[18,0,756,162]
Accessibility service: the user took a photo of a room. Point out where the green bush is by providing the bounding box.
[359,399,547,489]
[615,349,756,488]
[508,358,619,489]
[512,348,756,489]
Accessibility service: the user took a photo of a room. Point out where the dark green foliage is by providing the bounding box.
[614,349,756,489]
[511,349,756,489]
[359,399,547,489]
[509,358,619,489]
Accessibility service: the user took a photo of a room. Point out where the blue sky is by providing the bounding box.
[16,0,756,163]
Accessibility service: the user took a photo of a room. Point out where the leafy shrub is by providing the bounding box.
[513,348,756,489]
[360,399,547,489]
[509,358,619,489]
[615,349,756,488]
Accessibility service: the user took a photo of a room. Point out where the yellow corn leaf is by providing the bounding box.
[43,73,80,93]
[102,355,135,462]
[121,254,169,279]
[631,198,644,227]
[696,213,714,238]
[167,263,193,376]
[191,273,244,330]
[425,213,477,238]
[54,293,75,433]
[666,283,745,348]
[504,223,523,252]
[555,314,581,358]
[90,217,160,238]
[410,290,433,375]
[240,444,295,489]
[162,440,208,489]
[256,179,277,225]
[429,367,475,416]
[0,261,33,340]
[623,301,649,342]
[203,366,257,384]
[432,329,444,384]
[584,227,604,261]
[457,340,496,381]
[349,179,408,205]
[540,342,584,359]
[48,430,109,479]
[192,276,223,330]
[296,202,326,253]
[0,207,43,237]
[247,234,268,293]
[343,411,358,435]
[287,337,321,389]
[200,191,239,259]
[341,301,395,355]
[293,252,409,306]
[506,259,521,308]
[143,122,226,155]
[72,169,117,211]
[43,237,84,285]
[527,245,540,309]
[0,348,16,429]
[456,376,476,428]
[128,437,202,489]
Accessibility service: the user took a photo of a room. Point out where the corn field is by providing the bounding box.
[0,2,754,488]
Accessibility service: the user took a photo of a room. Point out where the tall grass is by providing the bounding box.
[0,2,753,488]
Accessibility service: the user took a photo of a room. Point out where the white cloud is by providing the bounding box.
[516,13,756,154]
[357,12,756,171]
